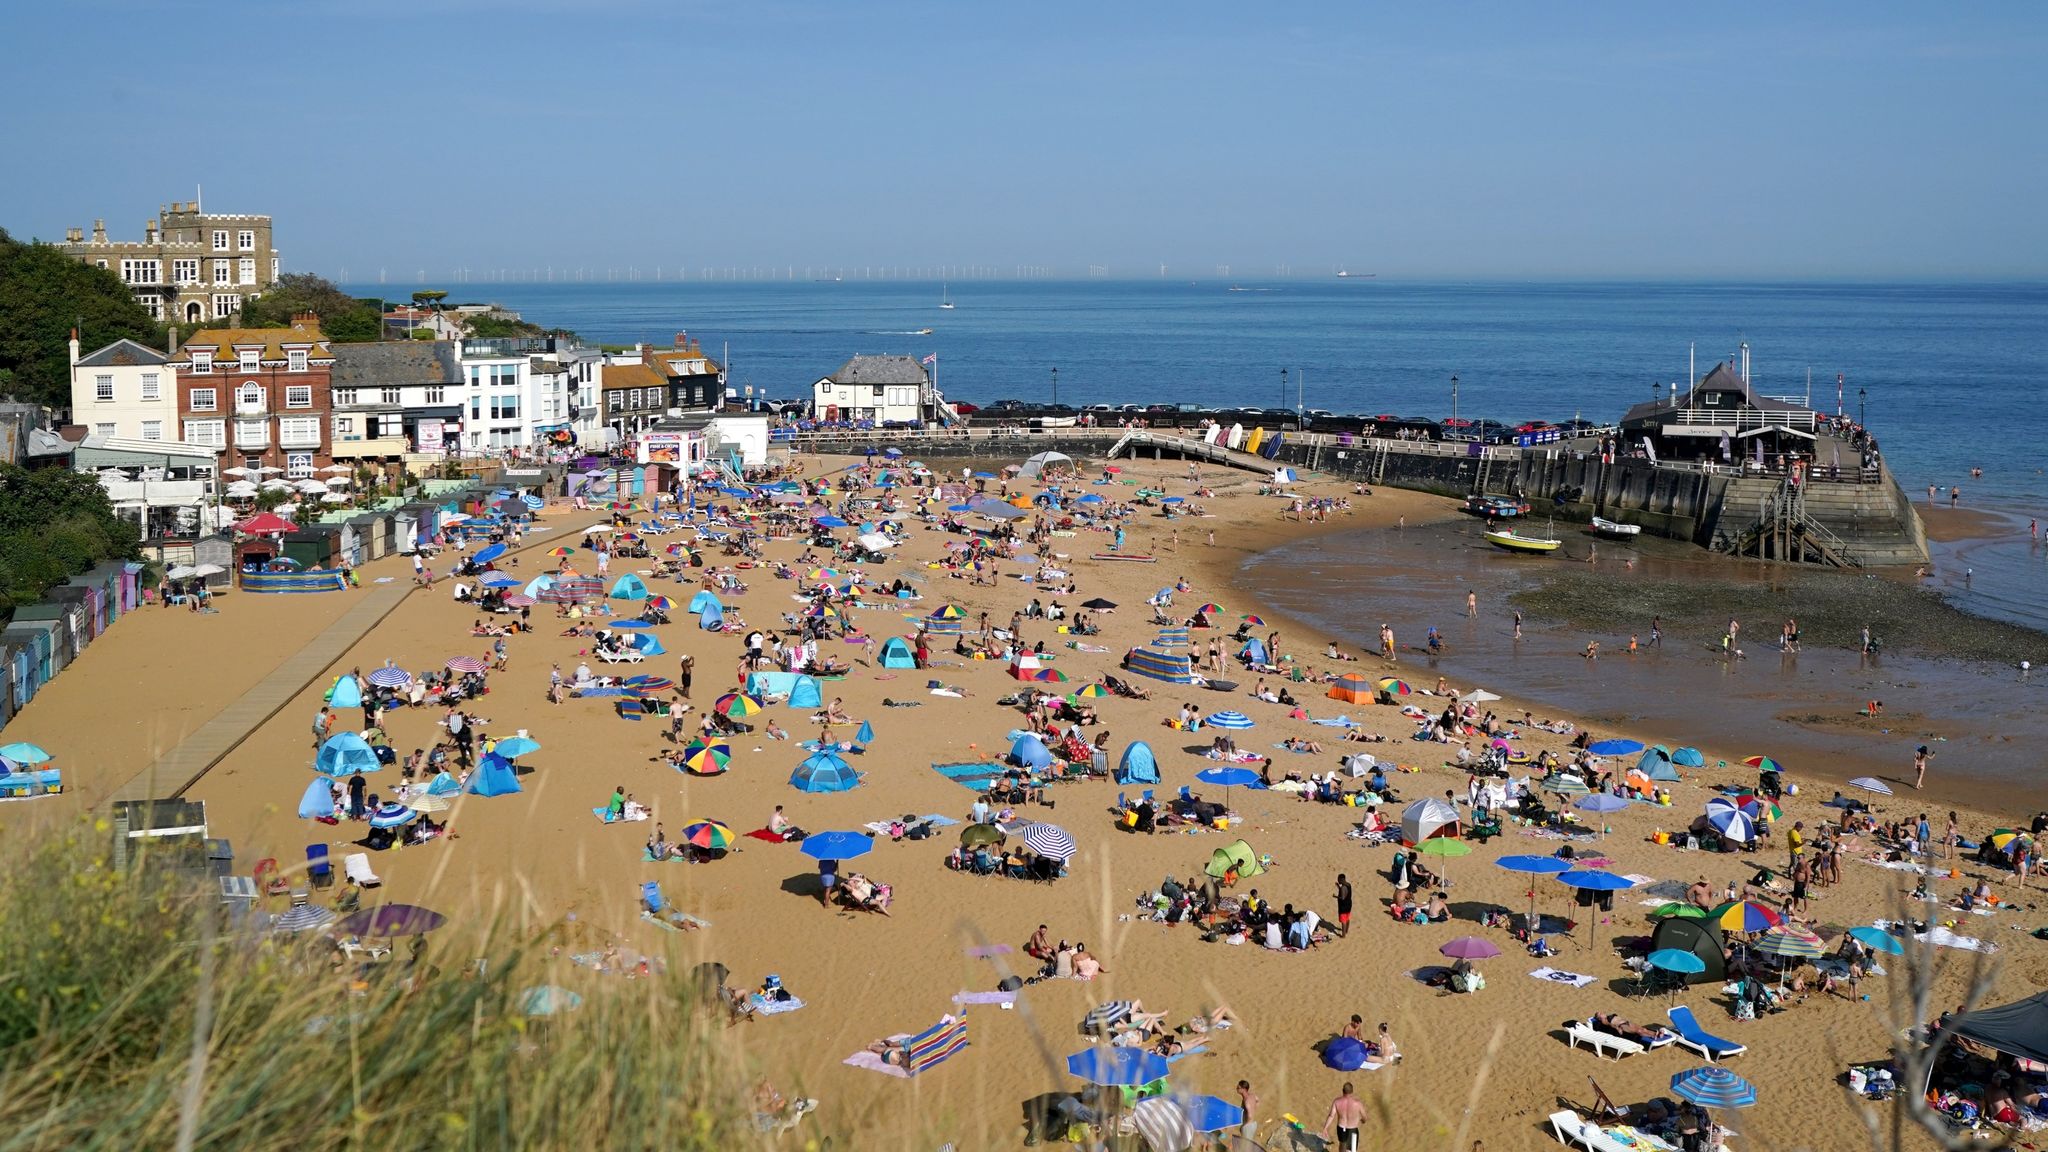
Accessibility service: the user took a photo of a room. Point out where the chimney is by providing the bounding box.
[167,327,180,356]
[291,310,318,332]
[92,219,107,244]
[68,330,79,368]
[66,227,83,244]
[145,219,158,244]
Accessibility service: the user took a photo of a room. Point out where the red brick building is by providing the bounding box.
[170,313,335,476]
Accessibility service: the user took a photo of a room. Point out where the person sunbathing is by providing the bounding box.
[1282,737,1325,754]
[1589,1013,1665,1045]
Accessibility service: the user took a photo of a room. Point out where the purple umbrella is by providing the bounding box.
[337,903,446,938]
[1438,936,1502,961]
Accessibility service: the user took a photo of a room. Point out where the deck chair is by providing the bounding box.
[343,853,382,888]
[306,843,334,887]
[639,881,708,932]
[252,857,287,896]
[1666,1006,1748,1061]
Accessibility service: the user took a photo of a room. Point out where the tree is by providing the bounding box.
[228,272,382,343]
[0,463,140,619]
[0,227,165,408]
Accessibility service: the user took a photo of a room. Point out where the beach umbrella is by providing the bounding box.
[929,604,966,619]
[1670,1066,1758,1110]
[815,515,849,528]
[1194,602,1223,616]
[681,741,731,776]
[1321,1037,1372,1071]
[1419,836,1473,883]
[1068,1048,1168,1087]
[1439,936,1500,961]
[1131,1097,1197,1152]
[1653,903,1708,920]
[338,904,446,938]
[1170,1094,1245,1135]
[1196,766,1259,809]
[622,676,674,693]
[1588,738,1644,756]
[646,595,674,611]
[480,573,522,588]
[546,547,577,558]
[473,543,507,565]
[799,830,873,861]
[0,742,53,765]
[494,736,541,761]
[1377,678,1412,696]
[680,821,737,851]
[714,692,762,719]
[1848,776,1894,796]
[1648,948,1708,976]
[1544,776,1591,798]
[1069,683,1110,699]
[1207,711,1255,730]
[314,732,380,777]
[272,898,336,934]
[365,664,413,690]
[502,594,536,608]
[1240,614,1266,626]
[1021,823,1078,862]
[1734,794,1782,822]
[1081,598,1117,610]
[608,619,655,630]
[410,794,452,814]
[1496,853,1571,928]
[1708,900,1782,934]
[1030,668,1070,683]
[1742,755,1786,774]
[1557,870,1635,949]
[520,985,582,1017]
[1705,806,1757,844]
[1577,794,1629,813]
[1848,925,1905,955]
[946,503,975,512]
[1754,925,1824,962]
[368,802,419,830]
[959,823,1005,849]
[446,656,488,674]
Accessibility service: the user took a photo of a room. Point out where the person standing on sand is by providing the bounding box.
[1649,615,1661,647]
[1322,1082,1366,1152]
[1513,610,1523,641]
[678,655,693,699]
[1334,873,1353,937]
[1466,590,1477,618]
[313,706,333,748]
[1914,745,1930,790]
[1236,1080,1260,1142]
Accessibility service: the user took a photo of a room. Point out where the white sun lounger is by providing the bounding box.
[1548,1111,1650,1152]
[1564,1022,1645,1060]
[343,852,382,888]
[596,648,645,664]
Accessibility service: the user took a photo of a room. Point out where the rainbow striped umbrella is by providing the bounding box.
[546,546,577,557]
[1754,925,1824,961]
[1709,900,1783,933]
[929,605,965,619]
[1240,614,1266,626]
[1377,678,1412,696]
[714,692,763,719]
[1743,755,1787,774]
[807,603,839,618]
[808,568,843,582]
[645,595,673,611]
[1030,668,1070,683]
[1068,683,1110,699]
[1734,794,1782,822]
[681,742,731,776]
[1195,602,1224,616]
[680,820,736,850]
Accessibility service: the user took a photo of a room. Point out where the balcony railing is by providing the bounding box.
[234,398,268,416]
[1668,409,1817,432]
[279,431,323,449]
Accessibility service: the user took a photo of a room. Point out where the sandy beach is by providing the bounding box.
[4,451,2044,1151]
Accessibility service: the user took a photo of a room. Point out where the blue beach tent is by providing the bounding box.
[524,573,556,599]
[1115,741,1160,785]
[791,751,861,793]
[1239,638,1269,665]
[315,732,380,777]
[699,602,725,631]
[328,674,362,709]
[1638,746,1683,782]
[688,590,723,613]
[468,752,522,797]
[629,632,666,657]
[879,636,917,669]
[609,574,649,600]
[1009,732,1054,770]
[298,777,336,819]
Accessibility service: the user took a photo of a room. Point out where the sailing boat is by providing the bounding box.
[939,283,955,310]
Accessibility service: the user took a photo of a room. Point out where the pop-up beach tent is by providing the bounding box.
[790,750,861,793]
[1115,741,1160,785]
[743,671,823,708]
[1638,746,1683,782]
[1009,732,1054,770]
[1204,839,1264,880]
[1018,450,1072,479]
[315,732,378,777]
[468,752,522,797]
[298,777,336,819]
[879,636,917,669]
[1400,797,1462,845]
[1238,638,1270,666]
[328,674,362,709]
[609,574,649,600]
[688,590,723,614]
[1327,674,1375,705]
[1647,916,1726,984]
[1272,466,1297,485]
[1009,652,1048,681]
[1939,992,2048,1077]
[699,602,725,631]
[524,574,556,599]
[628,631,666,657]
[1124,646,1194,684]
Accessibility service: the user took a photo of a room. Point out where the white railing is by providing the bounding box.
[1669,409,1816,432]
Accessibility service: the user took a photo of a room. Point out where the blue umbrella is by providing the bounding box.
[799,831,873,861]
[947,503,975,512]
[1322,1036,1371,1071]
[520,493,545,510]
[1206,711,1255,730]
[1161,496,1184,504]
[1497,853,1572,926]
[365,664,413,690]
[1197,767,1260,788]
[0,742,53,765]
[473,543,507,565]
[1647,948,1707,975]
[314,732,381,777]
[1577,793,1631,836]
[1558,869,1635,947]
[1670,1066,1758,1110]
[815,515,849,528]
[1067,1048,1169,1087]
[368,802,418,830]
[574,686,635,697]
[494,736,541,760]
[1848,925,1904,955]
[1706,806,1757,843]
[1173,1094,1245,1134]
[1588,738,1644,756]
[972,471,997,479]
[1076,494,1103,504]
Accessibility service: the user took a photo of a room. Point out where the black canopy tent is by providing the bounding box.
[1937,991,2048,1081]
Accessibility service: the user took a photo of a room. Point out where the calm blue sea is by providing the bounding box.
[343,279,2048,502]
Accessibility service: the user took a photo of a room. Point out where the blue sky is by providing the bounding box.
[4,2,2044,278]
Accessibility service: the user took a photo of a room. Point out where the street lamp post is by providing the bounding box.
[1279,367,1287,411]
[1858,387,1866,427]
[1450,374,1459,433]
[1051,366,1058,408]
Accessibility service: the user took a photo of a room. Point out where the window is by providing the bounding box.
[237,383,264,411]
[173,258,199,285]
[286,452,313,479]
[381,387,402,406]
[287,349,307,372]
[94,423,116,438]
[140,297,162,320]
[213,261,231,285]
[279,418,320,448]
[285,385,312,409]
[239,257,255,285]
[490,394,520,420]
[182,419,225,448]
[333,416,354,437]
[95,259,108,269]
[469,396,481,419]
[270,257,279,280]
[140,420,163,441]
[213,294,240,318]
[94,375,115,402]
[120,258,160,285]
[238,230,255,251]
[235,419,268,447]
[424,385,445,405]
[239,350,259,371]
[627,388,642,409]
[334,388,358,406]
[139,373,160,401]
[212,230,230,251]
[189,388,216,412]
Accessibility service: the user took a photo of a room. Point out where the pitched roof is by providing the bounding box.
[1621,361,1812,424]
[173,319,331,364]
[602,362,667,392]
[329,341,463,388]
[75,339,169,368]
[823,354,928,386]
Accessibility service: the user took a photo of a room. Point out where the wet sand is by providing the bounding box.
[3,458,2045,1150]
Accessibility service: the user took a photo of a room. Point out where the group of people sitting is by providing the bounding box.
[1023,928,1108,980]
[946,842,1067,883]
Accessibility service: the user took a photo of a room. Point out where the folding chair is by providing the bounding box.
[306,844,333,887]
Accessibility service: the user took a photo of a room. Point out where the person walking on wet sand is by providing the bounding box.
[313,706,333,748]
[1466,590,1477,618]
[1513,610,1523,641]
[1323,1082,1366,1152]
[1649,615,1661,647]
[1914,745,1930,789]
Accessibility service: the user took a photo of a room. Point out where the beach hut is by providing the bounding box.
[1647,917,1727,984]
[1124,646,1194,684]
[790,751,861,793]
[1327,674,1375,705]
[328,674,363,709]
[1017,450,1073,479]
[1400,797,1461,845]
[1114,741,1160,785]
[1009,732,1054,770]
[1204,839,1264,880]
[878,637,917,669]
[699,602,725,631]
[468,752,522,797]
[609,574,649,600]
[1638,746,1683,782]
[688,590,723,614]
[1238,637,1270,666]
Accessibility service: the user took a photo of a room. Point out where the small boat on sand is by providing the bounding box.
[1590,516,1641,539]
[1485,529,1562,555]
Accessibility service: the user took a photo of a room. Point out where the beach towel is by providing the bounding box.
[843,1046,913,1079]
[595,807,649,823]
[1312,716,1360,728]
[751,994,807,1015]
[952,991,1018,1006]
[745,828,790,843]
[1529,967,1598,989]
[1911,925,1998,953]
